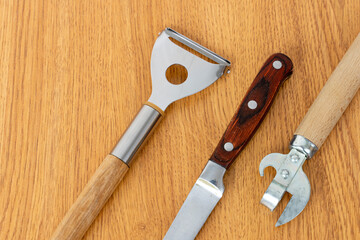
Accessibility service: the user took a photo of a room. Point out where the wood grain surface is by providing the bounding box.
[0,0,359,239]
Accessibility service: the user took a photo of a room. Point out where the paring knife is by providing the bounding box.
[164,53,293,240]
[259,33,360,226]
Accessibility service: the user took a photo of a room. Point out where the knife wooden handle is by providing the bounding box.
[51,155,129,240]
[210,53,293,169]
[295,33,360,148]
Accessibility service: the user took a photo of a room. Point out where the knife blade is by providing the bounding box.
[163,53,293,240]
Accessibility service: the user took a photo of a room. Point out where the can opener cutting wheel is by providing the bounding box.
[259,33,360,226]
[51,28,230,240]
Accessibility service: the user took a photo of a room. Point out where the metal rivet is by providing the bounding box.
[281,169,290,179]
[224,142,234,152]
[290,154,300,163]
[273,60,282,69]
[248,100,258,110]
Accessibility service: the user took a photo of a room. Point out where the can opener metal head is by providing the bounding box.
[259,135,317,227]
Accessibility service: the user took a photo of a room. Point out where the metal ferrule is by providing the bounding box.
[111,104,162,165]
[289,135,318,159]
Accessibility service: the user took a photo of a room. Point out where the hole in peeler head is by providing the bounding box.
[166,64,188,85]
[169,37,218,64]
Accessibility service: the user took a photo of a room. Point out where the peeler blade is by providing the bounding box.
[148,28,231,111]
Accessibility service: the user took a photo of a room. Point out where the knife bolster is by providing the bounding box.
[200,161,226,193]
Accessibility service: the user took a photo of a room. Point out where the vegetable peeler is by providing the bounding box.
[51,28,230,240]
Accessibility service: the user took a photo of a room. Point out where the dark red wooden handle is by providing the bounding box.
[210,53,293,169]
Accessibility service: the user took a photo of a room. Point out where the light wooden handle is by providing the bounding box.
[295,33,360,148]
[51,155,129,240]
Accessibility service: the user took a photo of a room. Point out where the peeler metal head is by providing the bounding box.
[259,149,311,226]
[147,28,231,111]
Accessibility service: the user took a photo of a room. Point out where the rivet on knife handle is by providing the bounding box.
[259,33,360,227]
[51,28,231,240]
[210,53,293,169]
[164,53,293,240]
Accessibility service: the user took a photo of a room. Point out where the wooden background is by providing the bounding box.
[0,0,359,239]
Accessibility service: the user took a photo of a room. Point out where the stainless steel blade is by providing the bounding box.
[163,161,226,240]
[148,28,230,111]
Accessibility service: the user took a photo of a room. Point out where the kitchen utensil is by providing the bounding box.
[51,28,231,240]
[164,53,293,240]
[259,33,360,227]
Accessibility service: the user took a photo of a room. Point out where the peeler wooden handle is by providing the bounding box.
[51,104,164,240]
[295,33,360,148]
[210,53,293,169]
[51,155,128,240]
